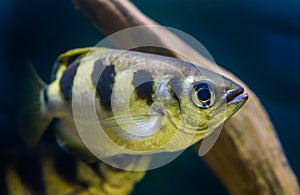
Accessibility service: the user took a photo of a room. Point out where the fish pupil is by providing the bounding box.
[194,81,211,102]
[197,88,211,101]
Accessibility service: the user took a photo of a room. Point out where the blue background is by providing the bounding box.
[0,0,299,194]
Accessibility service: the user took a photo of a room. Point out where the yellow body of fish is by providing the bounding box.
[15,47,248,194]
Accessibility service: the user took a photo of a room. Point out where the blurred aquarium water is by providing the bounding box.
[0,0,299,194]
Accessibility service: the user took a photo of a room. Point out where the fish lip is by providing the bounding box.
[225,87,248,104]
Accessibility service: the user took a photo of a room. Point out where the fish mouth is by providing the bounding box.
[225,87,248,104]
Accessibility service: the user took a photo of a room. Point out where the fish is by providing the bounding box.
[17,47,248,164]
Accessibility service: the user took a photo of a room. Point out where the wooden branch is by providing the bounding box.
[73,0,300,194]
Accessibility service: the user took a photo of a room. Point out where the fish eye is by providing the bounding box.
[191,81,215,109]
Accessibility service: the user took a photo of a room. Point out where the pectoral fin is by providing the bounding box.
[198,125,223,156]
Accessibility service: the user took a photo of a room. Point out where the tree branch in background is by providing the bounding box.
[73,0,299,194]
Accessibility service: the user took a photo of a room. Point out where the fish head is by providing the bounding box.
[162,65,248,138]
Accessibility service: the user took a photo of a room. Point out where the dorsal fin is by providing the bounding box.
[52,48,92,80]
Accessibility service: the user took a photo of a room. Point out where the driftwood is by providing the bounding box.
[73,0,300,194]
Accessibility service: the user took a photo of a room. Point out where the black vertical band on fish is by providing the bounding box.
[132,70,154,105]
[60,61,80,101]
[43,87,49,104]
[92,60,116,110]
